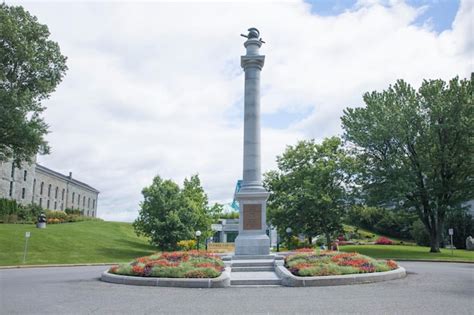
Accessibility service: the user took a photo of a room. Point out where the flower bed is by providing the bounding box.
[375,237,394,245]
[108,251,225,278]
[285,250,398,277]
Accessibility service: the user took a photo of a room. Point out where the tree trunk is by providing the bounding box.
[308,236,312,245]
[429,223,440,253]
[326,233,332,250]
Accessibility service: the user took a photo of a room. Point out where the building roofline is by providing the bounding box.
[35,164,100,194]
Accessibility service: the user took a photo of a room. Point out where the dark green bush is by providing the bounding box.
[346,205,416,240]
[65,208,82,216]
[411,219,430,246]
[0,198,43,223]
[445,210,474,249]
[0,198,20,218]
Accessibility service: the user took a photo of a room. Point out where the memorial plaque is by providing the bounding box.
[243,204,262,230]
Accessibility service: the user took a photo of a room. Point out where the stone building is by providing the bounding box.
[0,159,99,217]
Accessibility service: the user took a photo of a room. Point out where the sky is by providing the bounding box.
[8,0,472,222]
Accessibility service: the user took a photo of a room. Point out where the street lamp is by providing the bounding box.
[195,230,201,251]
[286,227,292,250]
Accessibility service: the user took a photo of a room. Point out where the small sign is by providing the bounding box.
[25,232,31,238]
[448,228,454,236]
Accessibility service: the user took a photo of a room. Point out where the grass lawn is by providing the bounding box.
[0,221,157,266]
[340,245,474,262]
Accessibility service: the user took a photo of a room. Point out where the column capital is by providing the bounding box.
[241,55,265,70]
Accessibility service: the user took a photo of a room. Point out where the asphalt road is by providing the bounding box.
[1,261,473,314]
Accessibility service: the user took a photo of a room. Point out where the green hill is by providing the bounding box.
[0,221,157,266]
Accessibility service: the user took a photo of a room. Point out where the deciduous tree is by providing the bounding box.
[341,76,473,252]
[265,137,354,247]
[133,174,213,250]
[0,4,67,165]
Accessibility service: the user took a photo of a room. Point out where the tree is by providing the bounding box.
[133,174,213,250]
[341,75,474,252]
[264,137,354,247]
[0,4,68,166]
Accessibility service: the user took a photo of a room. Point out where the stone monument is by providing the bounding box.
[234,28,271,255]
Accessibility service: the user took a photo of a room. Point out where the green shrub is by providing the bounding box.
[45,210,67,220]
[411,219,430,246]
[445,210,474,249]
[0,198,19,217]
[346,205,417,240]
[184,267,220,278]
[177,240,196,251]
[65,208,82,216]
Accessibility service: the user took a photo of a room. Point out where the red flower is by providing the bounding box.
[386,260,398,269]
[338,259,369,267]
[132,265,145,275]
[331,252,357,262]
[109,265,119,273]
[375,237,393,245]
[358,263,376,273]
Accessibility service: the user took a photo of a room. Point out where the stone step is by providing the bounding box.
[231,266,275,272]
[231,278,282,286]
[231,260,275,267]
[230,271,282,286]
[232,255,279,260]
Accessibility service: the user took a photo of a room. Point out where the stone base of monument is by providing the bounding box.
[230,255,283,286]
[234,234,270,255]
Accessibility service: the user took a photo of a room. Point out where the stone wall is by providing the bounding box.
[0,160,99,217]
[0,160,36,206]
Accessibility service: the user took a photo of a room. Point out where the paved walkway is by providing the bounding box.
[1,262,473,314]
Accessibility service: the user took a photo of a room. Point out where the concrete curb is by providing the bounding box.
[0,263,117,269]
[388,259,473,264]
[100,267,231,288]
[275,264,406,287]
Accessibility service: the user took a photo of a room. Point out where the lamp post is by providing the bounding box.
[195,230,202,251]
[286,227,292,251]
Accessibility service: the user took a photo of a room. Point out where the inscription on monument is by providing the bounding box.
[243,204,262,230]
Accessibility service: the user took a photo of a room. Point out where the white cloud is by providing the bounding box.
[9,0,471,221]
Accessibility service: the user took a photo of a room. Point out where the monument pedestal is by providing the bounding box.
[234,189,270,255]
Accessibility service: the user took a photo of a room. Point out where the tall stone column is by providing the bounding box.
[234,28,270,256]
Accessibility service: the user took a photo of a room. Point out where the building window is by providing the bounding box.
[39,198,42,207]
[40,182,44,195]
[87,210,89,216]
[55,187,58,199]
[62,189,65,201]
[92,199,95,209]
[78,194,80,205]
[48,184,51,197]
[83,196,85,207]
[22,188,25,199]
[72,192,75,203]
[88,198,90,208]
[92,211,94,217]
[32,179,36,203]
[61,203,64,210]
[54,201,57,210]
[47,200,50,209]
[23,170,27,181]
[9,182,13,196]
[11,164,15,178]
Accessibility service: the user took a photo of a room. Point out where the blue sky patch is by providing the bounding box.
[305,0,460,33]
[262,108,313,129]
